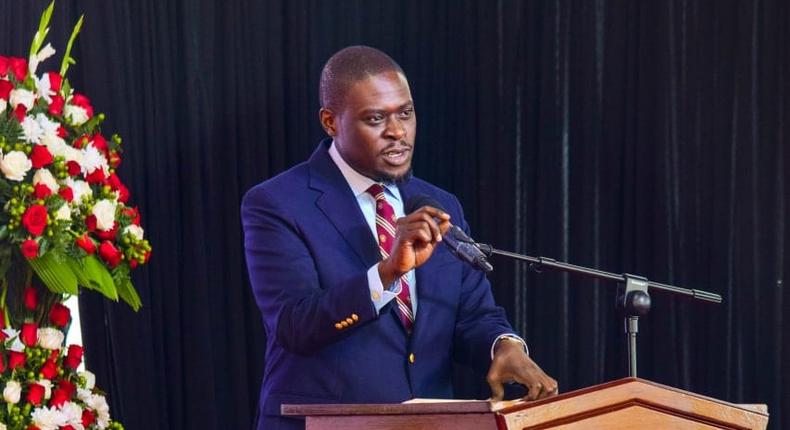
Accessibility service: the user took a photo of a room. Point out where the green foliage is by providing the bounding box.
[27,249,78,295]
[67,254,118,301]
[60,14,84,78]
[29,0,55,59]
[116,277,141,311]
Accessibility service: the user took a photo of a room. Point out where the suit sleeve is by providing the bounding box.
[241,185,377,355]
[449,196,516,371]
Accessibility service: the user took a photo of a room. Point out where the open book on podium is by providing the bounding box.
[281,377,768,429]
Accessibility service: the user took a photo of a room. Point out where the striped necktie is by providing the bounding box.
[366,183,415,333]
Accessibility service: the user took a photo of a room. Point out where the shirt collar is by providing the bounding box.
[328,141,401,202]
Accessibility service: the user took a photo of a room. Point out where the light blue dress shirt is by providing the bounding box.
[328,142,527,357]
[328,142,417,315]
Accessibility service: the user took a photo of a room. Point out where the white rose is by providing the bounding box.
[31,405,67,430]
[9,88,36,109]
[55,204,72,221]
[64,104,88,126]
[39,379,52,399]
[3,380,21,404]
[64,179,92,205]
[0,99,6,114]
[124,224,144,240]
[0,421,7,430]
[92,199,117,231]
[37,327,65,350]
[79,370,96,390]
[0,151,33,181]
[33,168,59,191]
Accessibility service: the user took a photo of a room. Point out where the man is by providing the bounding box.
[242,46,557,430]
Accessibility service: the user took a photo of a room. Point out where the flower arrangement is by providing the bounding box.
[0,2,151,428]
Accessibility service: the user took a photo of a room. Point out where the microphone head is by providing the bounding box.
[405,194,446,214]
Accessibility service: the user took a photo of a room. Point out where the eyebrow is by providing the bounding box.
[358,102,414,116]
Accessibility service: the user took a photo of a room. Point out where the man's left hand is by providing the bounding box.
[487,338,558,401]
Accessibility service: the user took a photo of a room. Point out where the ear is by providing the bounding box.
[319,108,337,137]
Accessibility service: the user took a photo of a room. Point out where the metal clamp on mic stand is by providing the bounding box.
[475,244,722,378]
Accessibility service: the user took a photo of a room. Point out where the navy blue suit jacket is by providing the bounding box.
[241,140,514,429]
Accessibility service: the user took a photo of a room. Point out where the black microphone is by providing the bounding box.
[405,195,493,273]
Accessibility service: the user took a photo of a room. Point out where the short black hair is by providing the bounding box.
[319,46,405,111]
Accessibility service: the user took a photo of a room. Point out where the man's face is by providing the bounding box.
[325,71,416,182]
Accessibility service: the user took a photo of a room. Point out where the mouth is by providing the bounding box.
[381,147,411,166]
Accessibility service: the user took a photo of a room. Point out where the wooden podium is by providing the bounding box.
[282,378,768,429]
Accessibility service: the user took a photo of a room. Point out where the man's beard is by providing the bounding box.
[375,167,413,185]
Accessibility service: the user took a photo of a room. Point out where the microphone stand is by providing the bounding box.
[476,244,722,378]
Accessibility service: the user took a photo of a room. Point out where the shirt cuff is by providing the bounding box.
[367,264,399,314]
[490,333,529,360]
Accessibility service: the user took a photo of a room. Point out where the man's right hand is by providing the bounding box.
[378,206,451,286]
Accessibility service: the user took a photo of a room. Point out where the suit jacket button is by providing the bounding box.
[408,353,415,364]
[345,317,354,324]
[334,323,343,330]
[341,321,350,328]
[351,313,359,321]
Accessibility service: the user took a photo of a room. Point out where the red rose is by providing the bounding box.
[129,259,139,269]
[99,241,123,268]
[106,173,122,191]
[96,223,117,241]
[50,387,70,407]
[21,239,39,259]
[33,183,52,199]
[8,57,27,81]
[0,354,5,373]
[85,215,97,232]
[144,250,152,263]
[23,286,37,310]
[26,426,41,430]
[0,57,7,76]
[69,93,93,118]
[58,379,76,396]
[82,409,96,427]
[49,303,71,328]
[108,151,121,168]
[47,72,62,92]
[8,351,26,369]
[117,184,130,203]
[40,358,58,379]
[66,161,81,176]
[65,345,83,369]
[74,234,96,254]
[48,94,64,116]
[22,204,48,236]
[92,133,108,154]
[0,79,12,100]
[30,145,54,169]
[27,383,45,406]
[57,126,68,138]
[85,168,105,184]
[72,134,90,149]
[59,186,74,202]
[13,104,26,122]
[123,207,141,225]
[21,322,38,346]
[60,425,75,430]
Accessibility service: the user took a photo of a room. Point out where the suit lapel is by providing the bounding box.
[308,140,381,269]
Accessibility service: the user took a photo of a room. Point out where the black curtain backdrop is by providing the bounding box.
[2,1,788,429]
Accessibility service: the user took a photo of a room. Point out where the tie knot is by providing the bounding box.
[366,183,387,200]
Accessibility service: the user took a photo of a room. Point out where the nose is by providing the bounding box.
[383,116,405,140]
